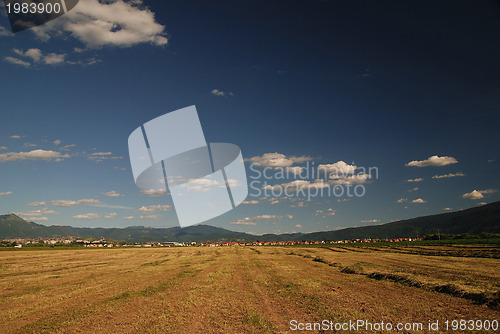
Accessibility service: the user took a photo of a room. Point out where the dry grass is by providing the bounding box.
[0,246,498,333]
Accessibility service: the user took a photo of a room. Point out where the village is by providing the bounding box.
[1,236,423,248]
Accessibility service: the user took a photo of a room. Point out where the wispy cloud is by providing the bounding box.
[0,149,69,162]
[123,215,164,220]
[141,189,167,197]
[14,208,60,217]
[407,178,424,182]
[432,172,465,179]
[104,190,124,197]
[211,89,234,97]
[0,191,13,196]
[51,199,100,207]
[138,205,171,212]
[28,201,46,207]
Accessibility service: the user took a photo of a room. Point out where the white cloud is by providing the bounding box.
[43,53,66,64]
[443,207,452,211]
[51,199,100,207]
[73,213,101,220]
[14,208,60,216]
[462,189,497,200]
[229,214,290,225]
[123,215,163,220]
[432,172,465,179]
[4,56,31,67]
[318,161,357,176]
[229,221,257,226]
[408,187,419,192]
[104,213,118,219]
[10,135,21,139]
[361,219,380,223]
[104,190,124,197]
[28,201,46,207]
[33,217,50,221]
[31,0,168,49]
[0,26,13,37]
[0,149,69,162]
[295,224,302,228]
[406,155,458,167]
[246,152,312,168]
[141,189,167,197]
[87,152,122,162]
[410,198,427,203]
[7,49,66,66]
[138,205,171,212]
[0,146,7,150]
[0,191,13,196]
[242,200,259,205]
[211,89,234,97]
[179,178,220,192]
[407,178,424,182]
[53,139,62,146]
[287,166,303,175]
[397,198,407,203]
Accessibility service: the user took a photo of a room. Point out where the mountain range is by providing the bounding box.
[1,201,499,243]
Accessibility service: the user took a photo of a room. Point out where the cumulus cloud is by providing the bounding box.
[397,198,407,203]
[104,213,118,218]
[410,198,427,203]
[318,161,357,176]
[462,189,497,200]
[406,155,458,167]
[0,191,13,196]
[53,139,62,146]
[432,172,465,179]
[0,149,69,162]
[141,189,167,197]
[104,190,124,197]
[28,201,46,207]
[295,224,303,228]
[211,89,234,97]
[138,205,171,212]
[407,178,424,182]
[31,0,168,49]
[246,152,312,168]
[51,199,100,207]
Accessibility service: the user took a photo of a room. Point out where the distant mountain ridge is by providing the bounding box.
[1,201,500,243]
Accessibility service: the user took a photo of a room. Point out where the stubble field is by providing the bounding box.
[0,244,498,333]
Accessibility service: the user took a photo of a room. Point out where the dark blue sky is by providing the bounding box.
[0,0,499,234]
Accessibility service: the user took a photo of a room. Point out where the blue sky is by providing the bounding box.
[0,0,499,235]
